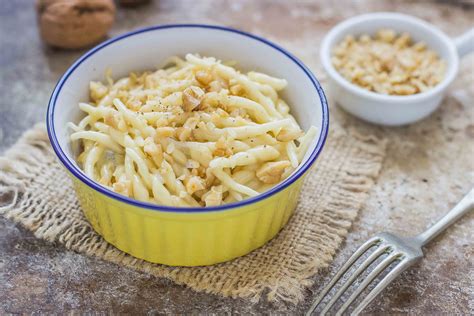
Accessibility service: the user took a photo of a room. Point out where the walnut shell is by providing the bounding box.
[119,0,151,7]
[36,0,116,49]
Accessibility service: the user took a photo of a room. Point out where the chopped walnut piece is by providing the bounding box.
[195,70,213,85]
[203,185,223,206]
[204,171,216,187]
[256,161,291,184]
[126,98,142,111]
[392,84,417,95]
[143,137,163,166]
[376,29,396,43]
[90,81,108,102]
[104,112,127,131]
[183,116,200,129]
[176,127,192,141]
[182,86,205,111]
[185,176,206,195]
[213,136,233,157]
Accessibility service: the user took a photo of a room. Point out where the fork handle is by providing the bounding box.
[415,188,474,247]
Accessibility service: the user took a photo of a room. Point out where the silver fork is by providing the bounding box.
[306,188,474,315]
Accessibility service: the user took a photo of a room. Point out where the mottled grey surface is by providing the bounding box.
[0,0,473,314]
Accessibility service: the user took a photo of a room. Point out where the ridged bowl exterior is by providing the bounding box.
[71,174,304,266]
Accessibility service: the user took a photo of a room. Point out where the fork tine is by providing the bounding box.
[351,258,411,315]
[335,253,402,316]
[305,237,382,316]
[319,245,392,315]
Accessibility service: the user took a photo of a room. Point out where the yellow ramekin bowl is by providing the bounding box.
[46,25,329,266]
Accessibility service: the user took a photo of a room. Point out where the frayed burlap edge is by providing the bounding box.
[0,123,386,304]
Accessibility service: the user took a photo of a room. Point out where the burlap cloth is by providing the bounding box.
[0,118,386,304]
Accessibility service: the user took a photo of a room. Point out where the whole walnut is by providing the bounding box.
[36,0,116,49]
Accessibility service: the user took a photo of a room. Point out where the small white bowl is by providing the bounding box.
[320,12,474,126]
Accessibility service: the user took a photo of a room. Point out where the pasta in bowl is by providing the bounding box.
[47,25,328,266]
[70,54,317,207]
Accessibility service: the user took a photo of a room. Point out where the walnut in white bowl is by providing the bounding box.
[332,29,446,96]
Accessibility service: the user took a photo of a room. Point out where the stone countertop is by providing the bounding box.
[0,0,473,314]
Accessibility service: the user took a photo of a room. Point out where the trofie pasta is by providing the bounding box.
[69,54,317,207]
